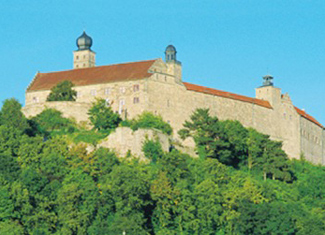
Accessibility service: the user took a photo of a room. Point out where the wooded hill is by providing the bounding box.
[0,98,324,234]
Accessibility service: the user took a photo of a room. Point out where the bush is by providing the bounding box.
[47,80,77,101]
[124,112,172,135]
[88,99,122,131]
[32,108,76,135]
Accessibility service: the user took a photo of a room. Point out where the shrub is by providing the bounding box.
[88,99,121,131]
[47,80,77,101]
[126,112,172,135]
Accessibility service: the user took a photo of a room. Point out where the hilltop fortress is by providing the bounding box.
[23,32,325,165]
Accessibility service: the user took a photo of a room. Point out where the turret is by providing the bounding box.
[256,74,281,107]
[164,45,182,82]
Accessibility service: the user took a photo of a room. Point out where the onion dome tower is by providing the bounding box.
[73,31,96,69]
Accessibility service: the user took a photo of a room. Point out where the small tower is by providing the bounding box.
[73,31,96,69]
[165,45,182,82]
[165,45,177,62]
[256,74,281,106]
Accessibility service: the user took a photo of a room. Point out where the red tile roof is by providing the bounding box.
[294,107,323,128]
[27,59,156,91]
[183,82,273,109]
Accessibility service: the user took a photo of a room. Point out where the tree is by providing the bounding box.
[88,98,121,131]
[32,108,75,135]
[0,98,29,133]
[178,108,248,167]
[46,80,77,101]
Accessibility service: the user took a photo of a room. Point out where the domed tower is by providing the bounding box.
[164,44,182,82]
[73,31,96,69]
[165,45,177,62]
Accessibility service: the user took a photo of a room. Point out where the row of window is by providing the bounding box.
[79,84,140,97]
[75,55,95,60]
[105,97,140,107]
[301,130,321,145]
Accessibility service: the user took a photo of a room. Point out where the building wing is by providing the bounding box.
[27,59,157,91]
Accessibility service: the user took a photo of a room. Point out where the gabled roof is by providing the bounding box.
[27,59,156,91]
[294,107,323,128]
[183,82,273,109]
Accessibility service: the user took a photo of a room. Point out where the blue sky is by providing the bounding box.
[0,1,324,125]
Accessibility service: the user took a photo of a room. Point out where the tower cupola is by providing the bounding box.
[76,31,93,50]
[165,45,177,62]
[262,74,274,86]
[73,31,96,69]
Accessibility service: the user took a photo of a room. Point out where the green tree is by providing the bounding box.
[179,108,247,167]
[142,138,165,163]
[46,80,77,101]
[0,98,29,133]
[56,170,99,234]
[32,108,75,135]
[88,98,121,131]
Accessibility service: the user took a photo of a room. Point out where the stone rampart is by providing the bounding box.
[22,101,92,123]
[98,127,170,161]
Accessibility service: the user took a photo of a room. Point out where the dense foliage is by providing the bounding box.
[88,98,122,131]
[122,111,173,135]
[0,100,324,234]
[47,80,77,102]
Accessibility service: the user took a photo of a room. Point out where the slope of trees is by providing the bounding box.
[0,99,324,234]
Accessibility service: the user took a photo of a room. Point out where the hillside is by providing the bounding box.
[0,98,324,234]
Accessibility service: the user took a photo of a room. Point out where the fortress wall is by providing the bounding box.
[25,79,149,120]
[300,116,324,164]
[22,102,92,123]
[146,77,303,159]
[98,127,170,161]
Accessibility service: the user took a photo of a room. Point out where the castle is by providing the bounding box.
[23,32,325,165]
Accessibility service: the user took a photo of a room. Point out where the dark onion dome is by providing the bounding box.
[165,44,176,52]
[76,31,93,50]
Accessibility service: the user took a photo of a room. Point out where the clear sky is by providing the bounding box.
[0,1,324,125]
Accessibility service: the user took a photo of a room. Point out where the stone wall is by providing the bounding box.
[22,101,92,123]
[300,115,324,164]
[25,79,150,120]
[98,127,170,161]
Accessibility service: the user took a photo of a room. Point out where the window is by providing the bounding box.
[133,97,139,104]
[105,98,110,107]
[120,87,125,94]
[76,56,79,60]
[91,90,96,96]
[133,84,139,92]
[32,97,38,103]
[83,55,86,59]
[119,99,125,114]
[104,88,110,95]
[83,63,86,67]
